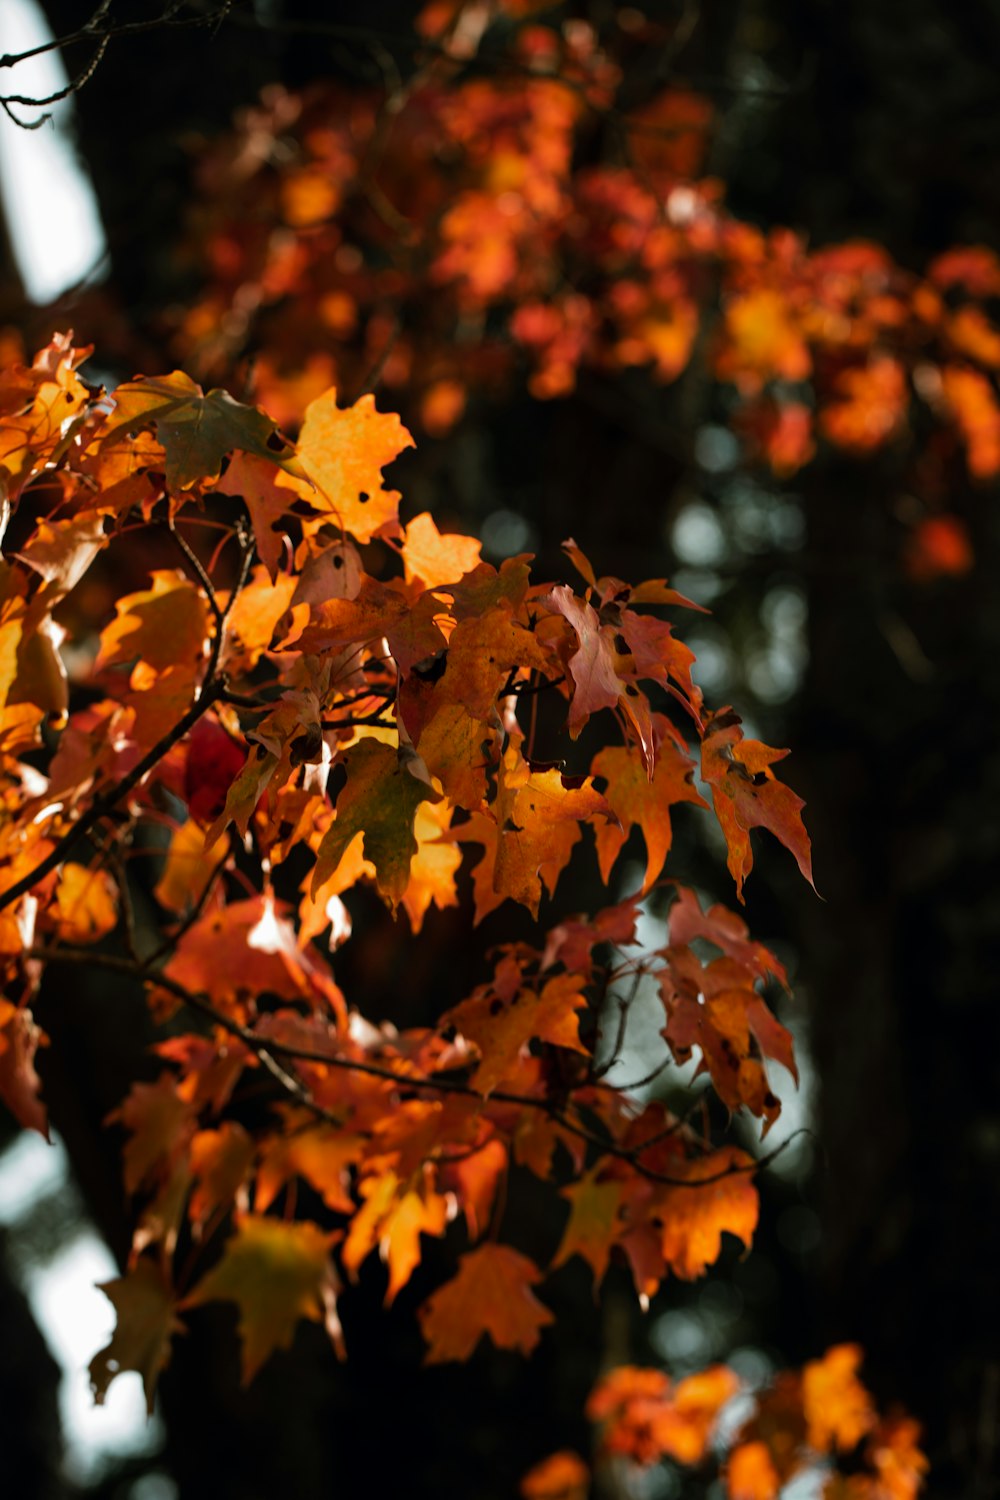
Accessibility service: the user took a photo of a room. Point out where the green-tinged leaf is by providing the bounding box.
[90,1258,183,1415]
[182,1215,342,1383]
[103,372,304,491]
[313,738,441,911]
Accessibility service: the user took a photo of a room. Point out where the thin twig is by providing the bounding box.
[28,944,784,1189]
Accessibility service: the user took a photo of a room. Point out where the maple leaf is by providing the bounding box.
[545,585,629,734]
[0,334,92,497]
[592,720,708,893]
[51,862,118,944]
[188,1122,255,1230]
[652,1149,759,1279]
[398,604,549,772]
[342,1168,451,1303]
[441,556,533,620]
[400,798,462,933]
[313,737,442,911]
[164,894,345,1020]
[292,576,447,676]
[438,1136,508,1240]
[255,1112,365,1218]
[802,1344,875,1453]
[618,1146,759,1294]
[541,895,640,981]
[102,371,303,491]
[551,1168,629,1287]
[400,510,482,588]
[183,717,247,827]
[588,1363,739,1466]
[657,943,795,1128]
[17,511,109,601]
[90,1258,183,1415]
[182,1215,343,1382]
[110,1074,198,1194]
[217,451,315,581]
[701,708,815,901]
[219,566,297,677]
[97,571,210,681]
[277,387,415,543]
[418,1244,555,1362]
[492,753,615,918]
[447,971,589,1095]
[666,885,789,989]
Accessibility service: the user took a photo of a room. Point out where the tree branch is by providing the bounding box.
[26,943,788,1188]
[0,680,223,915]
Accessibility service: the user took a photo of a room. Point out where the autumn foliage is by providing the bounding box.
[523,1344,927,1500]
[157,6,1000,586]
[0,4,949,1487]
[0,329,821,1398]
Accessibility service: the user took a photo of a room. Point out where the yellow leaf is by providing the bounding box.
[182,1215,342,1382]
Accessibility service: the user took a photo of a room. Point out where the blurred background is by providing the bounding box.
[0,2,997,1497]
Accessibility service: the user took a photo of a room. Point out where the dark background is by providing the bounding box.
[1,3,998,1497]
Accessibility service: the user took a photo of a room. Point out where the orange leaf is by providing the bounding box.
[110,1074,198,1194]
[256,1115,365,1218]
[96,570,210,679]
[154,819,220,916]
[165,895,345,1020]
[589,1362,739,1465]
[400,799,462,933]
[520,1451,589,1500]
[278,387,414,543]
[701,708,814,901]
[802,1344,876,1453]
[654,1149,759,1279]
[447,972,589,1095]
[341,1169,450,1303]
[493,754,614,918]
[401,511,482,589]
[218,451,313,581]
[418,1244,554,1362]
[865,1417,928,1500]
[726,1440,781,1500]
[51,862,118,944]
[189,1122,255,1230]
[551,1168,629,1288]
[592,722,707,893]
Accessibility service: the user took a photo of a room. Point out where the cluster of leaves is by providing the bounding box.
[522,1344,927,1500]
[0,332,817,1405]
[165,3,1000,578]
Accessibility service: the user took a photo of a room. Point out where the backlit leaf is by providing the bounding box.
[90,1258,183,1415]
[278,387,414,543]
[182,1215,342,1382]
[313,737,442,911]
[701,708,814,901]
[104,372,302,491]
